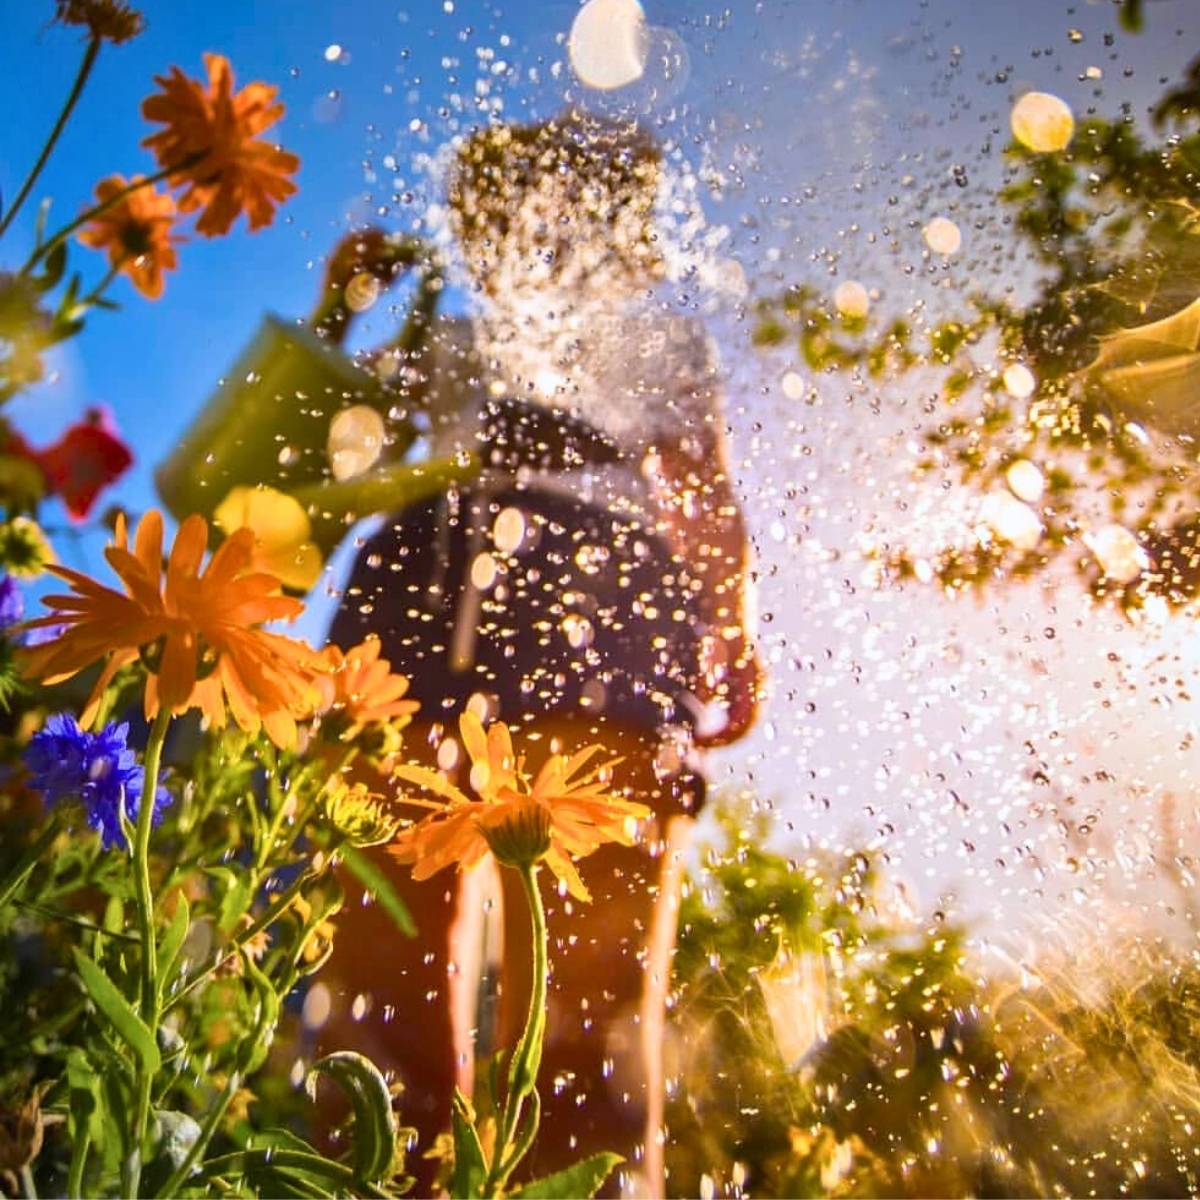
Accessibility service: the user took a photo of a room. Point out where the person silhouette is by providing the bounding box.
[317,113,760,1196]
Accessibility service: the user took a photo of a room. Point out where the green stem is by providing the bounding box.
[0,813,62,912]
[123,704,172,1200]
[0,37,100,240]
[22,154,203,272]
[486,863,548,1194]
[65,1122,89,1199]
[134,706,171,1015]
[153,1069,240,1198]
[164,864,312,1013]
[74,256,125,312]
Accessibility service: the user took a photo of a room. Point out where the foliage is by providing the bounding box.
[754,50,1200,616]
[666,799,1200,1198]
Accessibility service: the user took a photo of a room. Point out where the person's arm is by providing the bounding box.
[647,424,762,747]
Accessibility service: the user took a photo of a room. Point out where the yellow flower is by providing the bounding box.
[321,779,399,848]
[142,53,299,237]
[0,518,54,578]
[19,509,318,748]
[213,485,323,592]
[389,713,650,901]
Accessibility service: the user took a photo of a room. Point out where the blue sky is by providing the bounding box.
[1,0,1188,512]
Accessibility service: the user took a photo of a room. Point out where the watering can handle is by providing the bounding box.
[308,229,434,347]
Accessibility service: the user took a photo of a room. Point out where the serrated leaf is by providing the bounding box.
[306,1051,398,1183]
[72,948,160,1074]
[340,846,416,937]
[513,1151,623,1199]
[450,1088,488,1200]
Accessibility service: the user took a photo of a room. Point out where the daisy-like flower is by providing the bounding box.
[54,0,145,44]
[18,509,318,748]
[77,175,180,299]
[0,517,54,579]
[316,637,419,742]
[389,712,651,901]
[141,53,299,237]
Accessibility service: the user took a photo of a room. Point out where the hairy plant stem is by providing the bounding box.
[122,705,172,1200]
[0,37,100,240]
[485,863,548,1194]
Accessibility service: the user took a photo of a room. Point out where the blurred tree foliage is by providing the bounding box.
[754,50,1200,615]
[666,800,1200,1198]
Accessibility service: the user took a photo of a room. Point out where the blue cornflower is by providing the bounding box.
[0,574,22,631]
[24,714,171,849]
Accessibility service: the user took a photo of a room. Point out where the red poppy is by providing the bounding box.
[37,408,133,522]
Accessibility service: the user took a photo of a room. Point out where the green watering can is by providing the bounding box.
[155,232,481,557]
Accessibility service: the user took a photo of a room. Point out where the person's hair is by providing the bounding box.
[446,111,664,293]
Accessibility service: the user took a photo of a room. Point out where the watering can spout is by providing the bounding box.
[155,234,450,546]
[293,453,481,557]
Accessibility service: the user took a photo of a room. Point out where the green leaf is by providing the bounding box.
[449,1088,488,1200]
[306,1051,398,1183]
[239,952,282,1075]
[37,240,68,292]
[72,948,161,1074]
[208,866,253,934]
[65,1047,103,1147]
[340,845,416,937]
[513,1151,623,1199]
[157,894,190,1004]
[199,1148,391,1198]
[247,1125,324,1156]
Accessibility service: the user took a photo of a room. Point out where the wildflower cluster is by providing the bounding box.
[0,502,642,1198]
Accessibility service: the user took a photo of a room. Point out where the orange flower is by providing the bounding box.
[55,0,144,43]
[389,713,650,901]
[77,175,180,299]
[19,510,318,748]
[141,53,299,237]
[316,637,419,740]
